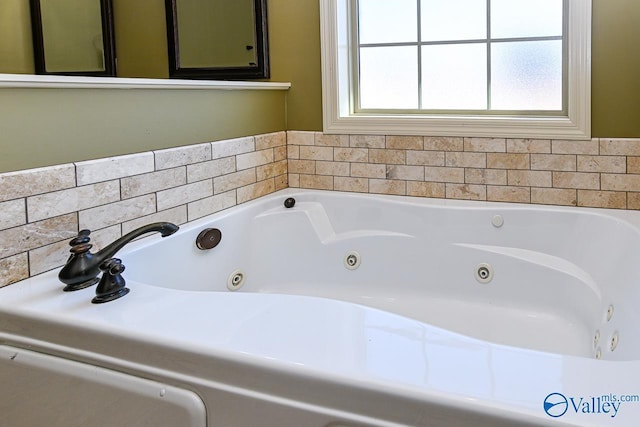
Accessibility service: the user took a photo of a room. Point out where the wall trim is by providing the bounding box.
[0,74,291,91]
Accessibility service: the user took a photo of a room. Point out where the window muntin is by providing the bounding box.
[355,0,566,114]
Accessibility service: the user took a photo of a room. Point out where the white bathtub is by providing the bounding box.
[2,189,640,426]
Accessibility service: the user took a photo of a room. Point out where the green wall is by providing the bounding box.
[113,0,169,78]
[0,0,639,173]
[0,88,287,172]
[268,0,323,131]
[591,0,640,138]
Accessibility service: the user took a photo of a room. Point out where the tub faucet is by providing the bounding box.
[58,222,179,292]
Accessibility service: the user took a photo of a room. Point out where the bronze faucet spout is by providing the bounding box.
[58,222,179,291]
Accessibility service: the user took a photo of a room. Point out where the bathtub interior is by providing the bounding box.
[122,190,640,361]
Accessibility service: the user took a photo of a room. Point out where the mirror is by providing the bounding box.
[29,0,116,76]
[165,0,269,80]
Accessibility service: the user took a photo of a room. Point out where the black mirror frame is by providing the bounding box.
[29,0,117,77]
[165,0,270,80]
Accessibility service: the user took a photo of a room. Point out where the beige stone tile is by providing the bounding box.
[255,131,286,150]
[287,145,300,160]
[334,148,368,163]
[316,161,350,177]
[275,174,288,191]
[508,170,552,187]
[577,156,626,173]
[27,238,57,275]
[487,153,530,170]
[186,158,235,183]
[0,199,26,230]
[299,174,334,190]
[424,167,465,183]
[386,165,424,181]
[123,167,187,198]
[465,169,507,185]
[531,188,577,206]
[154,143,211,170]
[445,152,486,168]
[0,213,77,259]
[334,177,368,193]
[350,163,386,179]
[286,131,315,146]
[386,136,423,150]
[315,133,349,147]
[238,179,276,204]
[369,179,406,196]
[214,169,256,194]
[350,135,385,148]
[552,172,600,190]
[90,225,125,252]
[600,138,640,156]
[407,182,445,198]
[628,193,640,210]
[424,137,463,151]
[487,186,530,203]
[369,149,406,165]
[157,180,212,211]
[288,159,315,175]
[122,206,187,235]
[274,146,287,162]
[236,149,274,170]
[257,160,288,181]
[0,253,29,287]
[464,138,506,153]
[531,154,576,171]
[552,139,599,155]
[211,136,255,159]
[578,190,626,209]
[601,174,640,192]
[79,195,155,231]
[507,139,551,154]
[627,157,640,174]
[288,174,300,188]
[76,152,154,186]
[299,146,333,161]
[446,184,487,201]
[406,151,445,166]
[188,191,237,221]
[27,181,120,222]
[0,164,76,202]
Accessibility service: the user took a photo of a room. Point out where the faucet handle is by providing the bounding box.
[69,229,93,254]
[92,258,129,304]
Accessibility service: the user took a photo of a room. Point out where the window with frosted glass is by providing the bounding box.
[356,0,565,113]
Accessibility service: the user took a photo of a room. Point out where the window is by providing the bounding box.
[320,0,591,139]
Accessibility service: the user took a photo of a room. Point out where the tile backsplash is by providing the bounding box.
[0,132,287,287]
[3,129,640,288]
[287,132,640,211]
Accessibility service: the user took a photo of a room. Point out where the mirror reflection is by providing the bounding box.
[30,0,115,76]
[166,0,269,80]
[177,0,256,68]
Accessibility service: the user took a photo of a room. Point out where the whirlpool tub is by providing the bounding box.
[2,189,640,426]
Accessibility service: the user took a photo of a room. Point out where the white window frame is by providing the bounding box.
[320,0,592,139]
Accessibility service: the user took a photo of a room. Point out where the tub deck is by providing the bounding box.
[2,189,640,426]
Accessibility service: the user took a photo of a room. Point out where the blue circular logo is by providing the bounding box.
[544,393,569,417]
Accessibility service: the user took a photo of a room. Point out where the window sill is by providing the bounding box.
[323,112,591,139]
